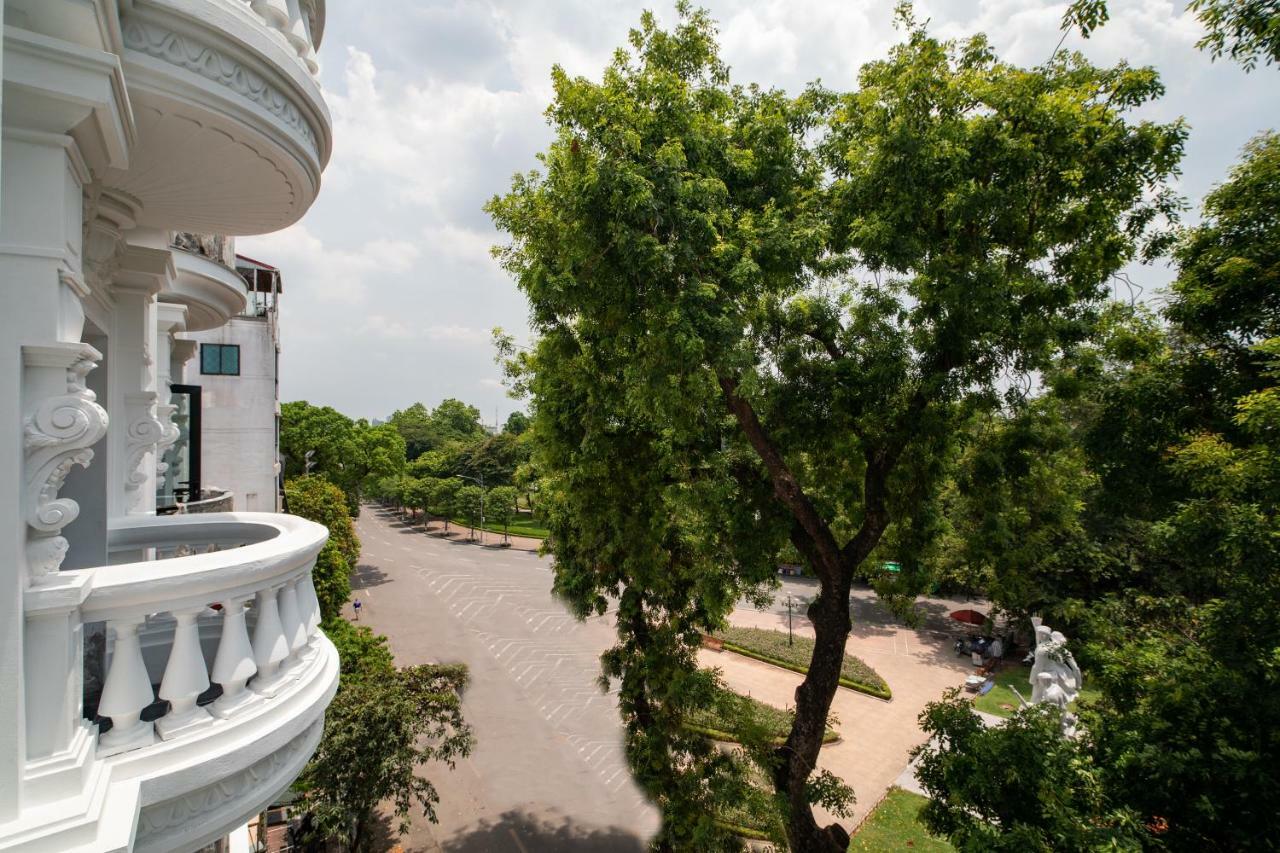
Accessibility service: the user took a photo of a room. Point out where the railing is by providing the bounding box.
[28,513,329,758]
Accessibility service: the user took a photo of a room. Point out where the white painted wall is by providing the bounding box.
[183,316,280,512]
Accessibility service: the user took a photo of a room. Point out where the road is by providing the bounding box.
[350,506,660,853]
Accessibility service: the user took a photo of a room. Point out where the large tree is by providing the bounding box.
[489,6,1183,850]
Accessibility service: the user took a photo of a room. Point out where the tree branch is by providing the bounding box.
[718,372,845,584]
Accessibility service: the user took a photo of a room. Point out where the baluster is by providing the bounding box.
[210,597,262,718]
[250,585,290,696]
[299,569,322,639]
[278,579,307,666]
[97,618,158,755]
[155,608,214,740]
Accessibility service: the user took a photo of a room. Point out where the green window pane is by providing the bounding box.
[221,346,239,375]
[201,345,221,374]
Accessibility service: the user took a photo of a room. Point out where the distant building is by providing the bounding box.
[175,256,286,514]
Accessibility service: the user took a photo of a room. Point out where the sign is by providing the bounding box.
[882,561,902,574]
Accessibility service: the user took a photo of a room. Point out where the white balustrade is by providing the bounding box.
[97,619,158,756]
[250,584,292,696]
[24,513,329,762]
[279,578,308,666]
[250,0,290,30]
[156,609,215,739]
[209,597,261,718]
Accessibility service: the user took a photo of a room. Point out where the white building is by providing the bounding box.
[170,254,285,515]
[0,2,339,851]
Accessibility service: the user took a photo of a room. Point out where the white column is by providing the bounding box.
[108,244,173,521]
[209,597,262,718]
[250,586,290,696]
[155,608,214,740]
[97,619,157,756]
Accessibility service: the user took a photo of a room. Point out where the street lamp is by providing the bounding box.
[455,472,485,544]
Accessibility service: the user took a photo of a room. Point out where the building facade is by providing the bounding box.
[174,255,285,515]
[0,2,338,850]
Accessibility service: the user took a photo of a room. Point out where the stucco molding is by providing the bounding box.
[121,18,318,155]
[23,344,111,582]
[124,391,165,510]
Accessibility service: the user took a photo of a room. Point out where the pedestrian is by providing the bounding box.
[352,598,362,621]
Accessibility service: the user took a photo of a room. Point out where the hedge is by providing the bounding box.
[713,626,891,701]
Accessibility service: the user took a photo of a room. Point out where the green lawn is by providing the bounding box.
[684,680,838,745]
[973,664,1101,718]
[441,515,550,540]
[848,787,954,852]
[712,626,891,699]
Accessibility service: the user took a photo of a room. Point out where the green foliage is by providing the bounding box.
[487,485,519,539]
[281,401,406,514]
[713,626,890,699]
[428,478,462,532]
[321,617,395,680]
[456,484,485,535]
[488,4,1182,847]
[285,476,358,621]
[295,660,473,851]
[913,691,1145,851]
[503,410,531,435]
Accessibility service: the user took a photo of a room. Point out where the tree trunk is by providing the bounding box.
[776,581,852,853]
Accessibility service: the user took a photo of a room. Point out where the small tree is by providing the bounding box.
[429,478,462,534]
[285,476,359,621]
[487,486,519,543]
[457,485,485,540]
[296,621,473,852]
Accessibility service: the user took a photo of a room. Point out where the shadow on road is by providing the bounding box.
[352,562,392,590]
[440,810,647,853]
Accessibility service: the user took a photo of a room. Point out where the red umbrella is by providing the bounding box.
[950,608,987,626]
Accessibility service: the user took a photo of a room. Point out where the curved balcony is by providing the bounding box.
[105,0,333,235]
[18,512,338,853]
[163,248,249,331]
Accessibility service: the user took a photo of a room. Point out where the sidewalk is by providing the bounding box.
[712,595,974,828]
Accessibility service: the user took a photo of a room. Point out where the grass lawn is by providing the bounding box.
[441,515,550,540]
[685,680,838,746]
[973,663,1101,718]
[848,787,954,852]
[712,625,891,699]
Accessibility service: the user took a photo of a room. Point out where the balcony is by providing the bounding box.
[14,512,338,853]
[105,0,333,235]
[164,247,250,331]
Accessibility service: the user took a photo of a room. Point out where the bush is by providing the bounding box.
[713,626,890,699]
[684,681,839,745]
[286,476,359,621]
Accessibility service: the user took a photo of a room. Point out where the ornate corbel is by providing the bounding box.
[23,343,110,582]
[154,399,181,477]
[123,391,165,511]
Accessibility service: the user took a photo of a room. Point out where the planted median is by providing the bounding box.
[712,625,891,701]
[684,681,839,746]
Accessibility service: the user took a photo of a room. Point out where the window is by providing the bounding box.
[200,344,240,376]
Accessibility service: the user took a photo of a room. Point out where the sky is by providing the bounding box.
[238,0,1280,424]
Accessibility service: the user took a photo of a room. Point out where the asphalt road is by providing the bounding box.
[350,506,660,853]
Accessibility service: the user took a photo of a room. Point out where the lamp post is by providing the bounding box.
[456,473,485,544]
[786,594,795,646]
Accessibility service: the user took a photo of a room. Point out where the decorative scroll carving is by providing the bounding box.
[23,344,110,582]
[154,401,181,477]
[121,19,319,154]
[135,719,322,841]
[124,392,165,511]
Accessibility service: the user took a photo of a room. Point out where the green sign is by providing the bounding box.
[882,561,902,574]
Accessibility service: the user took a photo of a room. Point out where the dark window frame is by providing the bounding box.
[200,343,241,376]
[170,384,201,502]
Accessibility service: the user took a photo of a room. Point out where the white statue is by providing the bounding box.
[1036,671,1078,737]
[1029,623,1082,704]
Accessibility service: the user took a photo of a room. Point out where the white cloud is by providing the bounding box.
[248,0,1279,422]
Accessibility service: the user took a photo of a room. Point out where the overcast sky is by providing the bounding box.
[238,0,1280,424]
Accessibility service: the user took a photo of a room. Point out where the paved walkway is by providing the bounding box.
[351,506,659,852]
[710,578,976,828]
